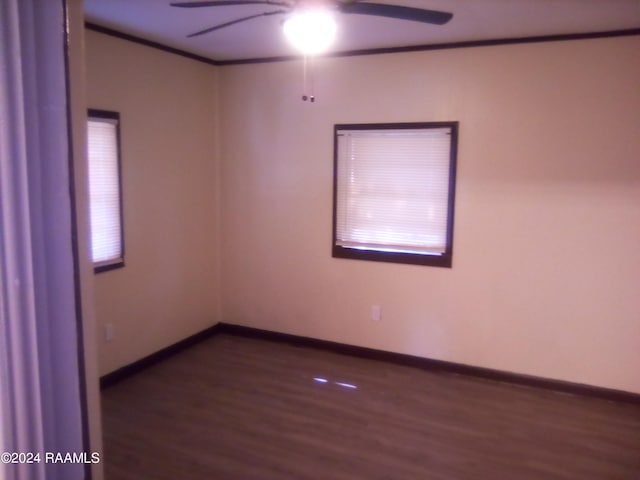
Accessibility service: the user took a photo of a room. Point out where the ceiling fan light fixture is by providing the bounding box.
[283,10,337,55]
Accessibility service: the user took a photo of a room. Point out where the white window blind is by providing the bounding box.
[335,126,453,257]
[87,115,123,268]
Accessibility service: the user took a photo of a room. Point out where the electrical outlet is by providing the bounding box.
[371,305,382,321]
[104,323,114,342]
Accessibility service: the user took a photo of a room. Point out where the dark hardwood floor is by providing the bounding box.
[101,334,640,479]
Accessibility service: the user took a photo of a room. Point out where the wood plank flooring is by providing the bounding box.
[101,334,640,479]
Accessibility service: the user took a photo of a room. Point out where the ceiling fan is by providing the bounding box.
[171,1,453,101]
[170,1,453,45]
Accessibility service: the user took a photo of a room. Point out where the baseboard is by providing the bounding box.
[100,323,222,389]
[100,321,640,405]
[216,323,640,405]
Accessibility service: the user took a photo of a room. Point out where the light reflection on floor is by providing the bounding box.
[313,376,358,389]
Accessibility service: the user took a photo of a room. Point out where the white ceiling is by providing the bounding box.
[84,0,640,62]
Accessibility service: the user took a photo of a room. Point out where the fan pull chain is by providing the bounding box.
[310,55,316,102]
[301,54,315,103]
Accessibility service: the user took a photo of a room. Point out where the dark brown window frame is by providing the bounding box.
[87,108,125,273]
[332,121,458,268]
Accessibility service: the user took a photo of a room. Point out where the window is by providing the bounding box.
[87,109,124,272]
[333,122,458,267]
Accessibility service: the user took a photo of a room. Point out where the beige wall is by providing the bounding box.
[219,36,640,393]
[85,31,639,393]
[86,30,221,375]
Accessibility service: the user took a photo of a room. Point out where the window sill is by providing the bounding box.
[332,246,452,268]
[94,260,125,274]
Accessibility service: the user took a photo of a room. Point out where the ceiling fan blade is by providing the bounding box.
[338,2,452,25]
[186,9,286,37]
[171,1,289,8]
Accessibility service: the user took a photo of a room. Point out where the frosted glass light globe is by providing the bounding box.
[283,10,337,55]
